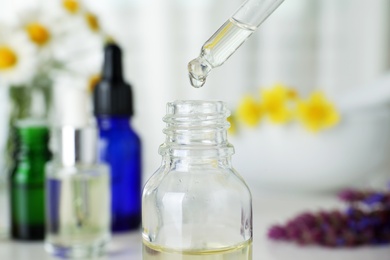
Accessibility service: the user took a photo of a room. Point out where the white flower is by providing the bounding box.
[1,0,106,87]
[18,1,105,72]
[17,8,61,49]
[49,14,104,79]
[0,31,37,86]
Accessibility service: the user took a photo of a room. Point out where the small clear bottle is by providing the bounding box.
[142,101,252,259]
[45,127,111,258]
[45,88,111,258]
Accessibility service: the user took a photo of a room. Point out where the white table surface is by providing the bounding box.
[1,191,389,259]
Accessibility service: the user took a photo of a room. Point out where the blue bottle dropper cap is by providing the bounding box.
[93,43,134,117]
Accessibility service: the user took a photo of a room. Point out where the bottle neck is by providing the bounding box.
[159,101,234,159]
[97,116,131,130]
[161,156,233,169]
[14,125,50,159]
[53,127,98,167]
[160,129,233,159]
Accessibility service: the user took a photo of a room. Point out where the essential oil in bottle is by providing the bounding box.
[143,239,252,260]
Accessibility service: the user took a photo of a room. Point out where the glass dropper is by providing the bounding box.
[188,0,285,88]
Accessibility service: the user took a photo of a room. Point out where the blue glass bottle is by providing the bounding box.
[93,43,142,232]
[97,117,141,232]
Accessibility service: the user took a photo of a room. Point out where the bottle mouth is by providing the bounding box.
[163,100,230,126]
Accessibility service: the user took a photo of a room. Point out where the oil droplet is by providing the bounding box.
[188,57,212,88]
[189,74,205,88]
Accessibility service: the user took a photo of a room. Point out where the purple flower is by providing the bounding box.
[268,225,288,240]
[268,187,390,247]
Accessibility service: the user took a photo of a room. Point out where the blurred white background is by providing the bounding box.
[1,0,390,188]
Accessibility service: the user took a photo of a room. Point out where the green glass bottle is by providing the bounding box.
[10,119,51,240]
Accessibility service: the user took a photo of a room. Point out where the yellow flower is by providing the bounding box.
[297,91,340,132]
[88,74,101,93]
[85,13,100,32]
[25,22,51,46]
[287,88,298,100]
[237,95,262,127]
[0,46,18,70]
[62,0,80,14]
[227,114,237,135]
[261,84,296,124]
[0,33,37,85]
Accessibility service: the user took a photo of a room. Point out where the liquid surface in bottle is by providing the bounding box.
[143,239,252,260]
[188,18,255,88]
[46,172,110,247]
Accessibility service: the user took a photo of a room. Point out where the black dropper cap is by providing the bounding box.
[93,43,134,117]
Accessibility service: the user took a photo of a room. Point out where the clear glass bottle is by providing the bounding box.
[142,101,252,260]
[44,126,111,258]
